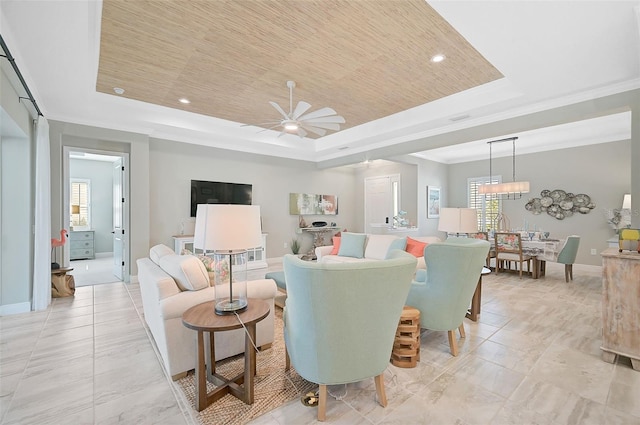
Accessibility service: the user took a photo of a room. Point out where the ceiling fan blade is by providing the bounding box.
[269,101,290,120]
[297,107,339,121]
[258,124,284,133]
[299,123,327,137]
[301,122,341,131]
[241,121,281,127]
[296,127,308,138]
[302,115,346,124]
[292,101,312,119]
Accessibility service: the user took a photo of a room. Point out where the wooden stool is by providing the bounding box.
[51,267,75,297]
[390,306,420,368]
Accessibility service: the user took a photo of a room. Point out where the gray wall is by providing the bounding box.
[0,68,34,312]
[69,158,114,254]
[148,138,359,257]
[448,140,630,266]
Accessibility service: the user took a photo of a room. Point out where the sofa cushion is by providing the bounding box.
[364,234,404,260]
[330,237,341,255]
[385,237,408,259]
[150,244,175,265]
[337,232,367,258]
[406,237,428,257]
[158,254,209,291]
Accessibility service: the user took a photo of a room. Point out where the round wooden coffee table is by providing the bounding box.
[182,298,269,411]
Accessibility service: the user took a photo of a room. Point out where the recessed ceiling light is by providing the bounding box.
[431,54,446,63]
[113,87,125,95]
[179,98,191,104]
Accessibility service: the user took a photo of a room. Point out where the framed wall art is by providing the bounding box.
[427,186,440,218]
[289,193,338,215]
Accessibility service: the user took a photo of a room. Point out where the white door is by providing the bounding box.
[112,158,124,279]
[364,175,394,232]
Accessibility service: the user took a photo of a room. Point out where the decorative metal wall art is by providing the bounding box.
[524,189,595,220]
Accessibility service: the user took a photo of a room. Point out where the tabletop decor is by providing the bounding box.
[524,189,596,220]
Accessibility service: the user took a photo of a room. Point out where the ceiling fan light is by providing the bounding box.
[284,122,298,131]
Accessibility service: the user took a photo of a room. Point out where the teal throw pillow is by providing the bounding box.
[337,232,367,258]
[385,237,407,259]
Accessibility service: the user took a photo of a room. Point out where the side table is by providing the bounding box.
[182,299,270,411]
[51,267,75,297]
[466,266,490,322]
[390,306,420,368]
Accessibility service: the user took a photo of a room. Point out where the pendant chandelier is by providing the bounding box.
[478,136,530,199]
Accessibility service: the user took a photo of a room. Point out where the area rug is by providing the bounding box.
[175,308,316,425]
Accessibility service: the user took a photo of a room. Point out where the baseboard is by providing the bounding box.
[0,301,32,316]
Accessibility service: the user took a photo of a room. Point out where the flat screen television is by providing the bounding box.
[190,180,252,217]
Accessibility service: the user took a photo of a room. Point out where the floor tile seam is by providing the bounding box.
[0,303,55,425]
[122,281,197,424]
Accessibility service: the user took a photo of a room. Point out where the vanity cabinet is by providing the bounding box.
[69,230,95,260]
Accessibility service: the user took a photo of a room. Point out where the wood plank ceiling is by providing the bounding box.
[97,0,503,138]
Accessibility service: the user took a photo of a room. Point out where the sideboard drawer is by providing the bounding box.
[70,248,95,260]
[70,240,94,250]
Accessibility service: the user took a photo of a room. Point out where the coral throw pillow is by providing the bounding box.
[330,237,341,255]
[405,237,428,257]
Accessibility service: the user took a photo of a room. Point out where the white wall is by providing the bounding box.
[447,140,631,266]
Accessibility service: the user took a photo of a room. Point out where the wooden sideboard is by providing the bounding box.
[600,248,640,370]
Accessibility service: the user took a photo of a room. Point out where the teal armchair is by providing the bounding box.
[282,251,417,421]
[406,237,490,356]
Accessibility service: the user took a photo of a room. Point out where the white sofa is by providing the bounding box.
[136,244,278,380]
[315,233,441,270]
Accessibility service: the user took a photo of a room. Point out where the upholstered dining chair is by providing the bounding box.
[282,251,417,422]
[469,231,495,267]
[494,232,532,278]
[553,235,580,282]
[406,237,490,356]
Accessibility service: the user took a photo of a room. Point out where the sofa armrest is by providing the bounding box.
[137,258,181,300]
[315,245,333,260]
[247,278,278,299]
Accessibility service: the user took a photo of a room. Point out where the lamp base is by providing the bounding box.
[214,298,248,315]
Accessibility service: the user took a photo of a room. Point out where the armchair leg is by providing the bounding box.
[285,347,290,371]
[447,330,459,356]
[318,384,327,421]
[374,374,388,407]
[458,324,465,338]
[565,264,573,282]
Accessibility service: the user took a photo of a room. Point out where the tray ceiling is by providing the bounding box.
[96,0,502,137]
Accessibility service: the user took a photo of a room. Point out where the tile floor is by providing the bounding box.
[1,259,639,425]
[70,256,122,287]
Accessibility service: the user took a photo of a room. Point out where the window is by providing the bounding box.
[70,179,90,230]
[468,176,502,231]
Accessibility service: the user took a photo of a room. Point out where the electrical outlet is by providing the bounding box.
[284,242,288,249]
[590,248,597,255]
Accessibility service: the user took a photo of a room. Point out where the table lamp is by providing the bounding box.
[194,204,262,315]
[438,208,478,237]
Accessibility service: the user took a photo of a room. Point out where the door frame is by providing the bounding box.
[364,174,400,232]
[62,147,131,282]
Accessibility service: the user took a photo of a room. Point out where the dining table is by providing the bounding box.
[489,238,565,279]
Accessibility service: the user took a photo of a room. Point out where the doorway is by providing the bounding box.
[62,147,130,285]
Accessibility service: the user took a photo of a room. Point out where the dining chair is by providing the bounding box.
[554,235,580,282]
[469,231,495,267]
[494,232,532,278]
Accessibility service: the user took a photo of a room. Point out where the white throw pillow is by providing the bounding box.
[158,254,209,291]
[150,244,175,265]
[364,235,402,260]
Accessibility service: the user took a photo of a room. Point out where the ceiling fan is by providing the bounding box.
[255,80,345,138]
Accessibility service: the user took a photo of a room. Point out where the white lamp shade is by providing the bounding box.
[622,194,631,209]
[194,204,262,251]
[478,181,530,195]
[438,208,478,233]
